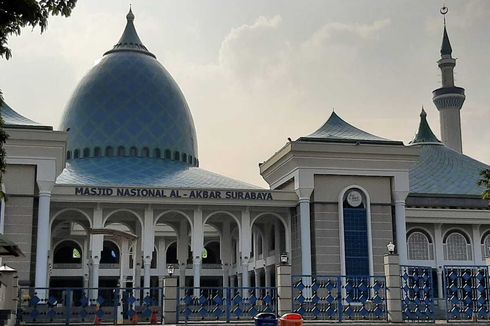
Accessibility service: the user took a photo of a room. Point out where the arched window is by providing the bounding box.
[105,146,113,157]
[444,231,471,261]
[174,151,180,161]
[66,151,71,160]
[188,155,193,164]
[141,147,150,157]
[407,230,434,260]
[83,148,90,158]
[117,146,125,156]
[74,149,80,159]
[100,241,120,264]
[164,149,171,159]
[129,147,138,157]
[182,153,187,163]
[481,232,490,258]
[154,148,161,158]
[53,240,82,265]
[94,147,101,157]
[342,188,369,276]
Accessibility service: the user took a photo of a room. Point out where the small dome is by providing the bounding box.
[60,9,198,165]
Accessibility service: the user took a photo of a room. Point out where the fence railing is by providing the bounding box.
[400,265,434,322]
[291,275,387,322]
[17,287,164,325]
[176,286,276,322]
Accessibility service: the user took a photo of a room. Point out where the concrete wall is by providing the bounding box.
[2,164,37,284]
[311,175,394,275]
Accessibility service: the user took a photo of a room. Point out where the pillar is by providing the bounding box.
[383,254,402,322]
[163,277,177,324]
[393,174,410,265]
[240,208,252,294]
[473,225,482,263]
[143,206,154,291]
[90,256,100,301]
[265,266,271,288]
[143,255,151,291]
[191,207,203,296]
[295,188,313,276]
[276,264,292,316]
[34,181,54,296]
[433,223,444,304]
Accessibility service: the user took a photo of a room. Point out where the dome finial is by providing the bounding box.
[127,5,135,21]
[420,106,427,118]
[440,6,452,56]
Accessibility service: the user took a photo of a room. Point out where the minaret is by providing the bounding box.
[432,6,465,153]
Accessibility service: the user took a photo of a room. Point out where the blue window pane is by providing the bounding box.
[344,208,369,276]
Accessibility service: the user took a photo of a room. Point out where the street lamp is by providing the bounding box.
[280,253,289,265]
[167,264,175,277]
[387,242,395,255]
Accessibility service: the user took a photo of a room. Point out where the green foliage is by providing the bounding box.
[0,0,77,59]
[478,169,490,200]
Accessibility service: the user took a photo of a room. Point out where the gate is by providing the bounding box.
[400,265,434,322]
[176,287,276,323]
[444,265,490,321]
[17,287,164,325]
[291,275,387,322]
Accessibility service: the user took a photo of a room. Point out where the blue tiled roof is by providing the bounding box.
[299,112,402,145]
[56,157,261,189]
[0,102,52,130]
[409,144,489,197]
[60,10,197,165]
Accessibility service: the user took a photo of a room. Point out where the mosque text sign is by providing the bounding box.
[74,187,274,200]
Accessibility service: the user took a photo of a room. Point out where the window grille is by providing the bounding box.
[407,231,434,260]
[444,232,471,260]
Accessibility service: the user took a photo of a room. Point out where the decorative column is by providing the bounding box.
[143,206,155,290]
[143,255,151,290]
[89,204,103,300]
[240,208,252,288]
[433,223,444,304]
[90,256,100,300]
[393,174,410,265]
[34,181,54,296]
[472,225,482,263]
[191,207,203,297]
[264,266,271,288]
[295,188,313,276]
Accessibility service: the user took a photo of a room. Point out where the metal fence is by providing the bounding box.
[400,265,434,322]
[444,265,490,322]
[17,287,164,325]
[291,275,387,322]
[176,286,276,323]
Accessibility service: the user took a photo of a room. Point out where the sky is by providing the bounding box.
[1,0,489,187]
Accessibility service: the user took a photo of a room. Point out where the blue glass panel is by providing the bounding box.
[343,208,369,276]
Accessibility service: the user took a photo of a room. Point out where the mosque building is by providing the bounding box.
[0,7,488,309]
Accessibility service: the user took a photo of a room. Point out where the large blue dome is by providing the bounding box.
[60,9,198,166]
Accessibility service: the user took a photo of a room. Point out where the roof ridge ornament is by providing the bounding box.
[410,107,442,145]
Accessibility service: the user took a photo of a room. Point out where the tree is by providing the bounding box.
[479,169,490,200]
[0,0,77,198]
[0,0,77,59]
